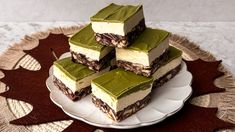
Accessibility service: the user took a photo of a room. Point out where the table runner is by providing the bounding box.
[0,25,234,131]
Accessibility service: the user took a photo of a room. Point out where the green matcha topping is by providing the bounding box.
[162,46,182,66]
[90,3,143,22]
[127,28,169,53]
[92,68,153,99]
[54,57,96,81]
[69,24,107,51]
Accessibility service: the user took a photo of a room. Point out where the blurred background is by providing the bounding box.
[1,0,235,22]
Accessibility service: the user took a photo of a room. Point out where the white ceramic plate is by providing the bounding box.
[46,53,192,129]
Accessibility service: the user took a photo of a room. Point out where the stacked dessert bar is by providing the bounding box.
[116,28,170,77]
[69,24,114,71]
[91,3,145,48]
[53,25,114,101]
[52,3,183,122]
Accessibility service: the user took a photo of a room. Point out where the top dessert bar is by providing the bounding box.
[90,3,146,48]
[116,28,170,77]
[69,24,114,71]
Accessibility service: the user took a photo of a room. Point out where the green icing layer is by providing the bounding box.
[90,3,142,22]
[92,68,153,99]
[69,24,107,51]
[54,57,96,81]
[161,46,182,66]
[127,28,169,53]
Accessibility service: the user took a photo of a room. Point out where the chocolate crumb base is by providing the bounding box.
[153,64,182,88]
[117,49,169,77]
[92,93,151,122]
[53,77,91,101]
[95,19,146,48]
[71,50,115,71]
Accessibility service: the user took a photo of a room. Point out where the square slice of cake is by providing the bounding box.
[152,46,183,88]
[91,68,153,121]
[90,3,146,48]
[69,24,114,71]
[116,28,170,77]
[53,57,110,101]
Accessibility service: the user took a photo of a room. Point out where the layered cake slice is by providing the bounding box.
[116,28,170,77]
[91,69,153,121]
[69,24,114,71]
[53,57,110,101]
[90,3,146,48]
[152,46,183,88]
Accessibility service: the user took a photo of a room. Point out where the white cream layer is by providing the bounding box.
[116,37,169,67]
[91,8,144,36]
[91,83,152,113]
[153,56,182,80]
[53,66,110,93]
[70,43,113,61]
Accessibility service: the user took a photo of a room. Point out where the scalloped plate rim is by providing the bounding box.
[46,53,192,129]
[47,76,192,129]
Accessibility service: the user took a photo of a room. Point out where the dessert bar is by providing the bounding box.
[116,28,170,77]
[152,46,183,88]
[90,3,146,47]
[91,68,153,121]
[69,24,114,71]
[53,57,110,101]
